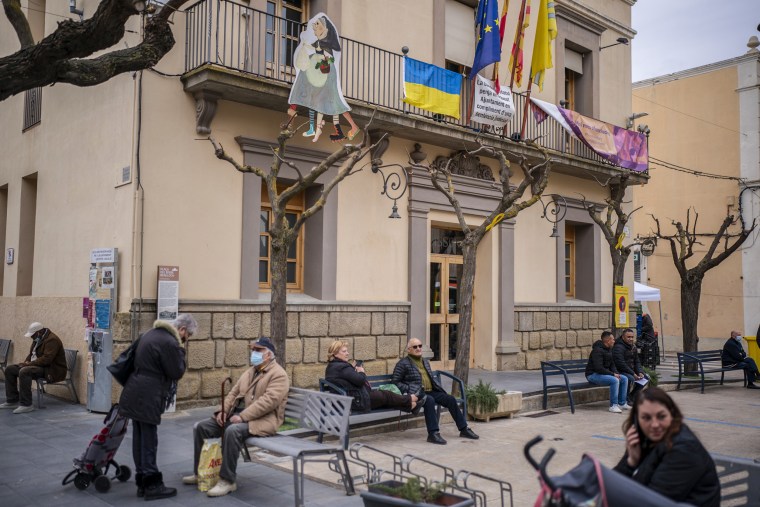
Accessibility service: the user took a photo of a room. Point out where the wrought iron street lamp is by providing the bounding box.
[540,195,568,237]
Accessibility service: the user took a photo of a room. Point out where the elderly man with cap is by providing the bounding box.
[1,322,66,414]
[183,336,289,497]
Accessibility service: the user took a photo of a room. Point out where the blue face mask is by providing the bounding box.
[250,350,265,366]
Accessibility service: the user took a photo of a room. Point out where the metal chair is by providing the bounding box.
[35,348,79,408]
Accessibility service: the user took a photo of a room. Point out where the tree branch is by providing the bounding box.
[208,137,266,178]
[2,0,33,49]
[0,0,192,101]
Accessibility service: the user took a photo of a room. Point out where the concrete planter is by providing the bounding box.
[467,391,522,422]
[361,480,474,507]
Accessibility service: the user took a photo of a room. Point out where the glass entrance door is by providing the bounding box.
[429,254,463,370]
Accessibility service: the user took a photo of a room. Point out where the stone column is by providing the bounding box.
[408,206,428,345]
[496,220,520,369]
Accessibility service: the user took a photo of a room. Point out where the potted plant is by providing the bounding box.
[465,380,522,422]
[360,477,473,507]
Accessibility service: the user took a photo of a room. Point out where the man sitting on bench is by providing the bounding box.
[183,337,289,497]
[722,331,760,390]
[391,338,478,445]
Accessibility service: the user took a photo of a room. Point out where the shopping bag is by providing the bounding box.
[378,383,402,395]
[197,437,222,492]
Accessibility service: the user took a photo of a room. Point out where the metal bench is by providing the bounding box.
[244,387,354,507]
[0,338,11,375]
[677,350,747,393]
[713,455,760,506]
[541,359,595,414]
[319,370,467,447]
[35,348,79,408]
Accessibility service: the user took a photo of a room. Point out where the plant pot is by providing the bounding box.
[361,480,474,507]
[319,64,331,74]
[467,391,522,422]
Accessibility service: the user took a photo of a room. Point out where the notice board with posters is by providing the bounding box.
[86,247,118,413]
[157,266,180,321]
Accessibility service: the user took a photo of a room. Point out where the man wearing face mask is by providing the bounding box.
[1,322,66,414]
[722,330,760,389]
[183,337,289,497]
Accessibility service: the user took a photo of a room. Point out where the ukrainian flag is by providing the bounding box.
[403,57,463,119]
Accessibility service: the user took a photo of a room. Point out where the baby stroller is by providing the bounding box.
[524,436,692,507]
[62,404,131,493]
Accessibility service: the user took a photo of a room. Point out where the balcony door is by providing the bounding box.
[265,0,305,79]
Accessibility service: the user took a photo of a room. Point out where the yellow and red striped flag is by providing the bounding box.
[508,0,531,89]
[492,0,510,92]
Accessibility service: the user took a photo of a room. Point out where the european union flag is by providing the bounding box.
[469,0,502,79]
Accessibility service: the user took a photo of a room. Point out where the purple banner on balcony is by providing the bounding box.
[531,98,648,172]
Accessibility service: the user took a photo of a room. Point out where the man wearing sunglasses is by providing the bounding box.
[391,338,478,445]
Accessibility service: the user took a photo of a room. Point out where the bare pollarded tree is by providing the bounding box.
[581,174,643,336]
[651,209,755,354]
[210,123,380,360]
[0,0,192,101]
[420,141,552,386]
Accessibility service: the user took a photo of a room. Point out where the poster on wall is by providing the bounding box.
[614,285,630,327]
[157,266,180,321]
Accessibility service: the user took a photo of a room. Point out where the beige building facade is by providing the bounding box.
[631,37,760,347]
[0,0,643,408]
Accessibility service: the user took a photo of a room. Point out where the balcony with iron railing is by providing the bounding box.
[182,0,647,180]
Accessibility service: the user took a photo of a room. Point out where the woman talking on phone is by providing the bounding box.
[614,388,720,506]
[324,340,419,413]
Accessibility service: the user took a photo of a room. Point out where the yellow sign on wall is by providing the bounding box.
[614,285,630,327]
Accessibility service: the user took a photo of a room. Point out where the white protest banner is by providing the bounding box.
[471,74,515,127]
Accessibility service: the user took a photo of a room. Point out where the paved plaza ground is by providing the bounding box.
[1,367,758,506]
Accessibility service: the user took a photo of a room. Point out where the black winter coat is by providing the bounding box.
[614,424,720,507]
[640,313,655,344]
[722,337,747,366]
[392,356,443,397]
[324,359,371,412]
[612,337,642,376]
[585,340,618,377]
[118,321,186,425]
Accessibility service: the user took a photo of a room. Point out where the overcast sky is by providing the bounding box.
[631,0,760,82]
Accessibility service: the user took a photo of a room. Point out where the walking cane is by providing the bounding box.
[220,376,232,448]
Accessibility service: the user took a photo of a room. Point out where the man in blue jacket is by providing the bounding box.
[722,331,759,389]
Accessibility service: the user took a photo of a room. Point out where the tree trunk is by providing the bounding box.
[453,240,477,389]
[609,250,626,337]
[269,223,289,362]
[680,272,703,354]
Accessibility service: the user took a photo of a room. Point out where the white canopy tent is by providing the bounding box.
[633,281,665,358]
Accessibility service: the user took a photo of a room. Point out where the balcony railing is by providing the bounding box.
[184,0,639,172]
[23,87,41,131]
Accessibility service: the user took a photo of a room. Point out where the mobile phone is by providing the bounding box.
[355,360,364,367]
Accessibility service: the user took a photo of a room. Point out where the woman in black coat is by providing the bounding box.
[119,315,195,500]
[324,340,418,413]
[614,387,720,506]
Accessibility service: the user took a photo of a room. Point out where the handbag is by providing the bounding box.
[107,338,140,386]
[197,438,222,492]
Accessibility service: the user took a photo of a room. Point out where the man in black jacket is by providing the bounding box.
[392,338,478,445]
[613,328,648,404]
[586,331,629,413]
[722,331,759,389]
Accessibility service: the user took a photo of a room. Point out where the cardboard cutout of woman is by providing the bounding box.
[287,13,359,143]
